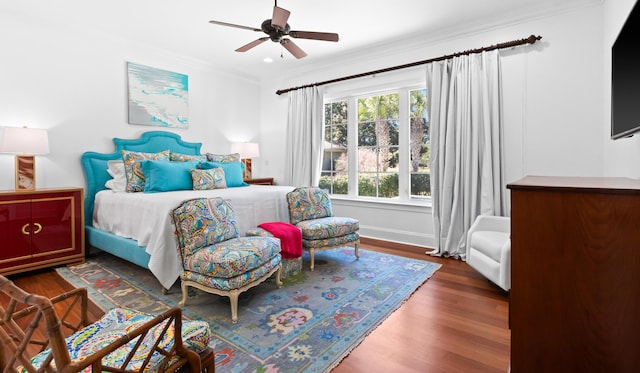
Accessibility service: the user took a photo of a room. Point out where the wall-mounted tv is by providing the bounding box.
[612,1,640,139]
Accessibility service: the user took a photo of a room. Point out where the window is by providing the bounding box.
[409,89,430,197]
[358,93,400,198]
[321,86,430,202]
[322,100,349,194]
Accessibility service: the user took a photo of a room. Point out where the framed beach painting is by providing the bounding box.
[127,62,189,128]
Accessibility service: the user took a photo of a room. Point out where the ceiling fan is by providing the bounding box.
[208,0,339,59]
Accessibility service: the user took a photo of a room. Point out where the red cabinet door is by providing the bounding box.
[30,194,76,260]
[0,196,32,267]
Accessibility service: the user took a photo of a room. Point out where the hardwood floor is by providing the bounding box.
[1,239,511,372]
[334,239,510,373]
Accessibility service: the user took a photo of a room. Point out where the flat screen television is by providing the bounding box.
[611,1,640,139]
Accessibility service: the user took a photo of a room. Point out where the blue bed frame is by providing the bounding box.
[80,131,202,269]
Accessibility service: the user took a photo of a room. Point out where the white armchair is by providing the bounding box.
[466,215,511,291]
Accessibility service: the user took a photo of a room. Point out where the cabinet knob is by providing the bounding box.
[21,223,43,235]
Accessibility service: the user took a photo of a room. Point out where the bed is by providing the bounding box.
[81,131,293,289]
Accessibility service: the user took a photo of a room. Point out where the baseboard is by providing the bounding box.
[360,237,433,256]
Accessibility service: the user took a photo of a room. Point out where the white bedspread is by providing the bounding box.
[92,185,295,289]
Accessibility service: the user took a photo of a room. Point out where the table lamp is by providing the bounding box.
[231,142,260,180]
[0,126,50,190]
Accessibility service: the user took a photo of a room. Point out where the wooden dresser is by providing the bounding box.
[507,176,640,372]
[0,188,85,275]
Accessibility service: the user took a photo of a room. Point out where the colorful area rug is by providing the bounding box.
[57,248,441,373]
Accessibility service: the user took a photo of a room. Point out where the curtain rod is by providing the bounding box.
[276,34,542,95]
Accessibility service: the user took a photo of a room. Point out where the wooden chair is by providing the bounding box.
[286,187,360,271]
[0,275,215,373]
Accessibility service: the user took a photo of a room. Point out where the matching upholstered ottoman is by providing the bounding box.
[247,223,303,278]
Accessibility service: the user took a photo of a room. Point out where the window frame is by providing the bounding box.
[323,82,430,206]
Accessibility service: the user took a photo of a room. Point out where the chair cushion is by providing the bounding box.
[172,197,240,257]
[303,232,360,249]
[183,236,281,278]
[287,187,333,225]
[27,308,211,373]
[183,254,282,291]
[296,216,359,241]
[469,230,509,263]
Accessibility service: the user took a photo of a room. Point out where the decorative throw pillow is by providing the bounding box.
[169,153,207,162]
[199,161,248,187]
[105,160,127,192]
[190,168,227,190]
[141,160,199,193]
[121,150,170,192]
[205,153,240,163]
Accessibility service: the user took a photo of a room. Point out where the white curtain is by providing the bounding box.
[284,86,325,187]
[427,50,506,259]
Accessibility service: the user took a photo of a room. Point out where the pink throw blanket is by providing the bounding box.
[258,222,302,259]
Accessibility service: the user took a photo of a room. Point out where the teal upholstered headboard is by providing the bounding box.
[81,131,202,227]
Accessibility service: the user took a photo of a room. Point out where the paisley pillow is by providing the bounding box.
[199,161,248,187]
[190,168,227,190]
[121,150,170,192]
[169,153,207,162]
[205,153,240,163]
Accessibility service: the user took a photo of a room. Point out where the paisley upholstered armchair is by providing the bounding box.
[171,197,282,324]
[286,187,360,271]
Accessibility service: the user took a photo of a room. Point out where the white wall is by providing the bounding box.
[603,0,640,178]
[260,3,606,248]
[0,10,262,191]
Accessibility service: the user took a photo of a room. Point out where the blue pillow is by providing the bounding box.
[199,161,249,187]
[141,160,199,193]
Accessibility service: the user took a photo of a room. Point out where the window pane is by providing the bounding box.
[358,173,377,197]
[357,147,377,172]
[377,94,399,120]
[409,89,430,197]
[379,145,398,172]
[320,171,348,195]
[372,120,400,147]
[332,124,348,147]
[358,122,376,146]
[325,101,348,125]
[379,172,399,198]
[411,173,431,197]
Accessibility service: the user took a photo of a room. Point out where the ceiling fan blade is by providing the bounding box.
[235,37,269,52]
[289,30,339,42]
[271,6,291,30]
[209,20,261,32]
[281,39,307,59]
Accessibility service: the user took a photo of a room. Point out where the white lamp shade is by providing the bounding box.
[0,127,50,155]
[231,142,260,158]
